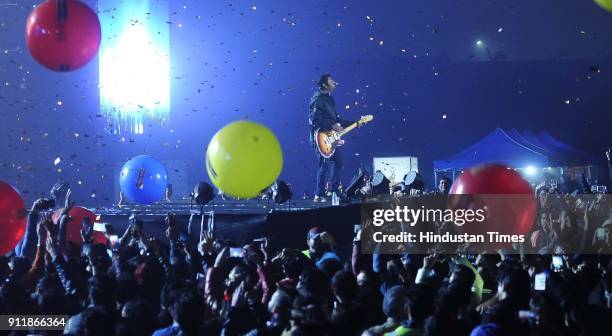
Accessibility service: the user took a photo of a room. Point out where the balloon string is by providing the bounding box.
[57,0,68,22]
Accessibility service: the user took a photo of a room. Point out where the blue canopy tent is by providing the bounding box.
[433,128,549,183]
[434,128,596,186]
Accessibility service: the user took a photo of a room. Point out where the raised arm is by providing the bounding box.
[57,188,74,254]
[19,215,50,291]
[16,198,53,260]
[606,149,611,185]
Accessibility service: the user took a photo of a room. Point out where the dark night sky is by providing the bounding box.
[1,0,611,205]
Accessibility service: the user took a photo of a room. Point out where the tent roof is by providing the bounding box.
[506,129,565,166]
[434,128,549,171]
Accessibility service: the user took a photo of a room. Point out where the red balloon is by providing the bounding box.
[449,164,536,241]
[25,0,101,71]
[52,206,105,246]
[0,182,27,256]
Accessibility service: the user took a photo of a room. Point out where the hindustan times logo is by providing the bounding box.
[372,206,486,227]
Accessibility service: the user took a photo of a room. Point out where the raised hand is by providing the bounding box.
[198,231,214,256]
[423,253,437,270]
[606,148,611,161]
[31,198,54,213]
[214,247,230,268]
[63,188,74,209]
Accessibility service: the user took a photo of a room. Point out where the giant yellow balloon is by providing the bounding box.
[595,0,612,11]
[206,120,283,198]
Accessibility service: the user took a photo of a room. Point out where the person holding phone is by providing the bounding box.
[15,187,71,260]
[118,214,144,247]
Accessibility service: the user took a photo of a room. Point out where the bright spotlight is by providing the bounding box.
[525,166,537,176]
[99,1,170,134]
[476,40,483,47]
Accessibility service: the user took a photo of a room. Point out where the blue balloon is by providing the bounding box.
[119,155,168,204]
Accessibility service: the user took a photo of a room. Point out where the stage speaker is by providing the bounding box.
[371,170,390,195]
[193,182,214,206]
[404,171,424,190]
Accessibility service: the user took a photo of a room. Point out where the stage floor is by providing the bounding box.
[94,198,361,216]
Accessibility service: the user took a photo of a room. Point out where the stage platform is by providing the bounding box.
[95,198,360,216]
[93,198,363,253]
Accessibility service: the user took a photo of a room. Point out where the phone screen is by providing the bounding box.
[93,222,107,232]
[229,247,244,258]
[552,256,563,270]
[534,273,546,291]
[596,228,607,241]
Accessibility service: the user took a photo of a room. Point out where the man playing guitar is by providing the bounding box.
[308,74,354,202]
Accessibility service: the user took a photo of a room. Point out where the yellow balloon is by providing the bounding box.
[206,120,283,199]
[595,0,612,11]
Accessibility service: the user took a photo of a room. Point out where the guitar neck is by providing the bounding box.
[339,121,360,136]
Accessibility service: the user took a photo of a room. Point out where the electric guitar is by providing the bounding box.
[314,115,374,158]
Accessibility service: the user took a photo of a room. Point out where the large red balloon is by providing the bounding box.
[53,206,106,246]
[0,182,27,256]
[449,164,536,241]
[25,0,101,71]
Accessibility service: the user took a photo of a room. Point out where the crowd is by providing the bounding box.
[0,152,611,336]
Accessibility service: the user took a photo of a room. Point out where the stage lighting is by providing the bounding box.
[371,170,390,195]
[403,171,425,192]
[525,166,537,176]
[193,182,214,206]
[99,0,170,134]
[271,180,292,204]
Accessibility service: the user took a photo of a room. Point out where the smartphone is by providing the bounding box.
[229,247,244,258]
[109,235,119,246]
[518,310,538,321]
[93,222,107,232]
[596,228,608,241]
[534,272,547,291]
[552,256,563,270]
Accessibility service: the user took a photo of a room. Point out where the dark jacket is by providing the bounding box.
[308,90,352,145]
